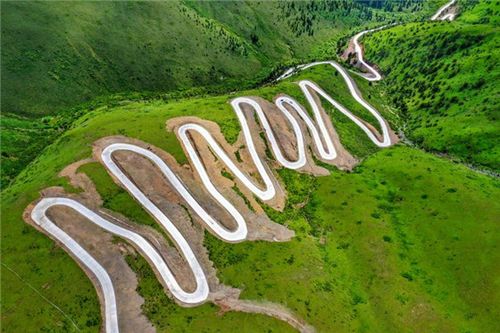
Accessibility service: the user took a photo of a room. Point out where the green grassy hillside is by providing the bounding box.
[362,0,500,171]
[1,0,437,119]
[2,0,362,118]
[0,0,440,187]
[2,64,498,332]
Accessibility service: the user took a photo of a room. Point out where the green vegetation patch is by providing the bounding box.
[206,146,500,333]
[362,0,500,170]
[124,253,296,332]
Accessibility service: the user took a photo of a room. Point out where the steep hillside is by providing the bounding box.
[2,63,498,333]
[2,0,436,118]
[362,0,499,170]
[0,0,439,187]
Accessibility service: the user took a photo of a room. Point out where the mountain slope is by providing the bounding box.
[362,0,500,170]
[2,63,498,333]
[2,2,498,332]
[0,0,440,187]
[1,0,411,118]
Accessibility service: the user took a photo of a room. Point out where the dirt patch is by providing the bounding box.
[214,296,316,333]
[442,4,458,20]
[341,37,383,76]
[59,158,102,204]
[341,37,357,64]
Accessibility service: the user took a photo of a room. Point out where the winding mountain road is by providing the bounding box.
[28,2,457,332]
[431,0,457,21]
[31,60,392,332]
[351,26,387,81]
[32,198,120,333]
